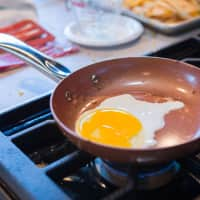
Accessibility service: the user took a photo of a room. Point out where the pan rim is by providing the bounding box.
[50,56,200,153]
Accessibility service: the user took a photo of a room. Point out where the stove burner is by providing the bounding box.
[94,158,180,190]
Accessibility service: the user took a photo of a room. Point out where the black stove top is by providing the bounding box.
[0,35,200,200]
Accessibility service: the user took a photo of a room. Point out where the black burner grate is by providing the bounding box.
[12,121,77,167]
[150,38,200,60]
[0,34,200,200]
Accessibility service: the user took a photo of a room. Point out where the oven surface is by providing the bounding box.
[0,35,200,200]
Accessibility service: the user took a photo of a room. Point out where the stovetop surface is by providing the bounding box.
[0,35,200,200]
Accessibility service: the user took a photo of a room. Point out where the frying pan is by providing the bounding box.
[0,33,200,166]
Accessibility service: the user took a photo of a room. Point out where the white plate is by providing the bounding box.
[123,8,200,34]
[64,14,144,47]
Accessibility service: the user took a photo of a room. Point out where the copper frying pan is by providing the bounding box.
[0,34,200,166]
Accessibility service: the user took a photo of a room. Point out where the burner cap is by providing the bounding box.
[94,158,180,190]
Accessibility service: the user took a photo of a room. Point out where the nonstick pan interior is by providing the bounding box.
[2,34,199,165]
[51,57,200,165]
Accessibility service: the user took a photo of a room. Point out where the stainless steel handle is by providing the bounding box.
[0,33,71,81]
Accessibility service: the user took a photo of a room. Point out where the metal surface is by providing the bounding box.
[94,158,180,189]
[0,98,92,200]
[123,8,200,34]
[0,178,19,200]
[0,33,70,81]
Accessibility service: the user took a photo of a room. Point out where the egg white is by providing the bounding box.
[96,94,184,148]
[76,94,184,148]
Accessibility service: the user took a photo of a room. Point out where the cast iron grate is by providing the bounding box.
[150,38,200,60]
[47,158,200,200]
[0,95,51,136]
[12,120,77,167]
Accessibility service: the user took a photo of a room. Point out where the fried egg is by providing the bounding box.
[75,94,184,148]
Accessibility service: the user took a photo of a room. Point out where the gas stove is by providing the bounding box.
[0,35,200,200]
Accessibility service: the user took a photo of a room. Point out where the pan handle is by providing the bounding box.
[0,33,71,81]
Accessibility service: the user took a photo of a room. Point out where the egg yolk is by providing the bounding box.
[76,108,142,148]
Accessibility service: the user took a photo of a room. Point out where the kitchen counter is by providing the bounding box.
[0,0,200,113]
